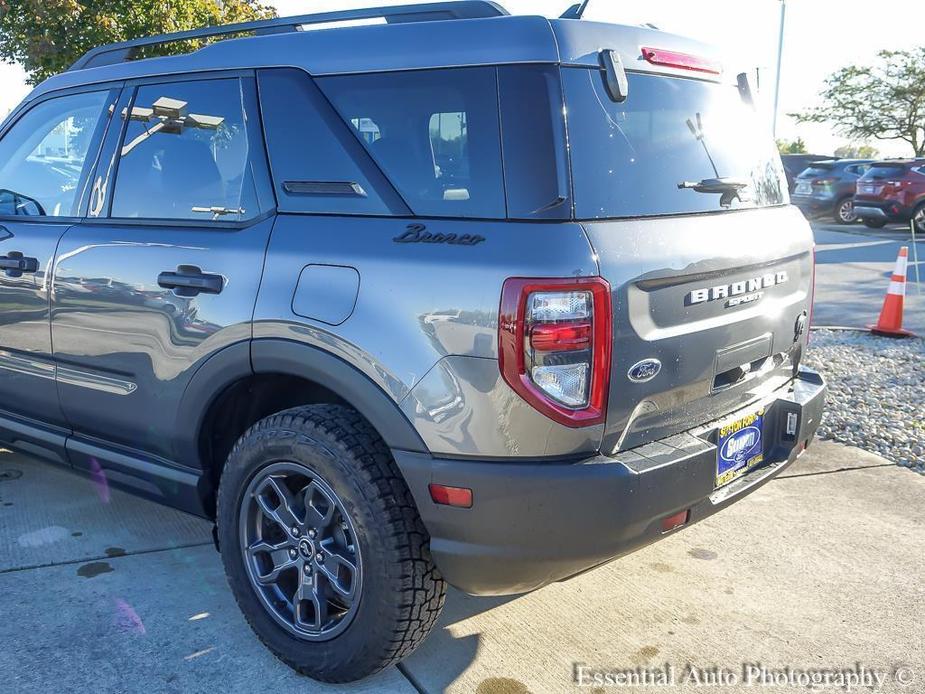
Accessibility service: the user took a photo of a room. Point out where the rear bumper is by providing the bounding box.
[395,367,826,596]
[854,199,912,222]
[791,195,835,216]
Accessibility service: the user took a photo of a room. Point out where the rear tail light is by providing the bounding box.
[499,277,612,427]
[641,47,722,75]
[812,178,836,186]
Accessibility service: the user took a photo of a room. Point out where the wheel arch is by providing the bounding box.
[175,339,428,518]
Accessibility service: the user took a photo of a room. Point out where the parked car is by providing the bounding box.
[853,160,925,231]
[791,159,873,224]
[780,153,834,193]
[0,1,826,683]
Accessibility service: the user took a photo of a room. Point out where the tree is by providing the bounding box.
[833,144,880,159]
[0,0,277,85]
[777,138,808,154]
[794,48,925,157]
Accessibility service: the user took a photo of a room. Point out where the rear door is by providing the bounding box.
[561,66,813,454]
[0,86,117,461]
[51,73,275,471]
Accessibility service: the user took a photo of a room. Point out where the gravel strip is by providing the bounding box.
[803,329,925,472]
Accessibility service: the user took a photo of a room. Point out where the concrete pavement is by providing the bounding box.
[2,442,922,693]
[812,222,924,333]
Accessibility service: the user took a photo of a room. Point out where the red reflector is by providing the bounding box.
[661,509,690,533]
[641,47,722,75]
[530,322,592,352]
[428,483,473,509]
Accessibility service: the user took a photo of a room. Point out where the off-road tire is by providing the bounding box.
[217,404,446,682]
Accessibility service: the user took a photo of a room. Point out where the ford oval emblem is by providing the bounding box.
[628,358,661,383]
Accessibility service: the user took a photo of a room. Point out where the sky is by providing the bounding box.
[1,0,923,156]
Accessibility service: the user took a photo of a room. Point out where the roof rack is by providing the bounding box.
[69,1,509,71]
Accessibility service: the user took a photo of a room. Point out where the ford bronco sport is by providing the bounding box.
[0,0,825,682]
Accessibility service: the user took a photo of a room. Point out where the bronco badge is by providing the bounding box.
[688,271,789,308]
[393,223,485,246]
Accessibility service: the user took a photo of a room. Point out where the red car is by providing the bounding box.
[853,159,925,231]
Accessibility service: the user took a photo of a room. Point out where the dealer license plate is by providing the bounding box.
[716,408,765,487]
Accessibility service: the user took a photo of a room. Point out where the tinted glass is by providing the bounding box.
[862,165,908,180]
[563,68,786,219]
[800,165,835,177]
[258,68,405,215]
[499,65,570,220]
[843,164,869,176]
[0,91,110,217]
[112,78,265,221]
[318,68,506,218]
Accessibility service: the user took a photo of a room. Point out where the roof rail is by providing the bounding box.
[69,1,509,71]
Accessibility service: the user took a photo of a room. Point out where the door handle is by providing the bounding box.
[157,265,224,296]
[0,252,39,276]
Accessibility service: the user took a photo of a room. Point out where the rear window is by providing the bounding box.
[862,165,908,180]
[799,165,835,178]
[562,68,786,219]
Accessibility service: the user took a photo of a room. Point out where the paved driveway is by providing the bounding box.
[812,222,924,333]
[2,442,922,693]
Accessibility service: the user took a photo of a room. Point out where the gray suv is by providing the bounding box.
[0,1,825,683]
[791,159,874,224]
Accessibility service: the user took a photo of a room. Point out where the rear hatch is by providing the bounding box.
[793,162,836,197]
[560,61,813,454]
[855,162,912,203]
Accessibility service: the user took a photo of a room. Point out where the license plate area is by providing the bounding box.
[795,183,812,195]
[715,407,766,488]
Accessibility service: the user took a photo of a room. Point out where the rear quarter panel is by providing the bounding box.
[253,215,604,457]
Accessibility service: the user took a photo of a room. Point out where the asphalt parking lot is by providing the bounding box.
[812,221,924,333]
[2,220,923,694]
[2,441,923,693]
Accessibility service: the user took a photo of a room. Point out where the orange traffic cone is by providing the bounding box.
[869,246,915,337]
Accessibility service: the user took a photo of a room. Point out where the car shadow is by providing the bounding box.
[401,588,520,691]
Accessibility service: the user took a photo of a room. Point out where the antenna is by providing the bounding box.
[560,0,592,20]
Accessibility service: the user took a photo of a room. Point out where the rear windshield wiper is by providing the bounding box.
[677,177,749,194]
[678,177,749,208]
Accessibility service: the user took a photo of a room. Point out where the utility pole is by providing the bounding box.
[772,0,787,137]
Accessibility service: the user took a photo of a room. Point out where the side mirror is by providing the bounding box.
[600,50,628,103]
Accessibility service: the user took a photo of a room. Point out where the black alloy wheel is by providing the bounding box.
[239,461,361,641]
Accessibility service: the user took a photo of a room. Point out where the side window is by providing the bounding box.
[257,68,402,216]
[318,67,506,219]
[0,90,112,217]
[111,77,270,222]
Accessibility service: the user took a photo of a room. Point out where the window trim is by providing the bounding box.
[0,83,123,224]
[255,66,410,217]
[99,70,276,227]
